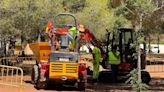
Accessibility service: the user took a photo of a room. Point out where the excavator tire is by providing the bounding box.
[141,71,151,84]
[98,71,112,83]
[77,82,85,91]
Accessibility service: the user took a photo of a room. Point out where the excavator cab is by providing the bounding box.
[109,28,146,71]
[99,28,150,84]
[101,28,135,70]
[116,28,135,70]
[110,28,146,70]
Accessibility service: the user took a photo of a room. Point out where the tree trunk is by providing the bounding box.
[157,35,160,53]
[148,35,151,53]
[21,35,24,49]
[137,13,144,92]
[38,29,41,42]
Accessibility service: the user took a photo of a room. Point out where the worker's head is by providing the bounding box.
[112,45,117,52]
[66,24,73,29]
[78,24,85,32]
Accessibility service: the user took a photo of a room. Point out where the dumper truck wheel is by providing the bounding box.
[35,82,47,90]
[141,71,151,84]
[32,65,47,90]
[77,82,85,91]
[31,65,39,84]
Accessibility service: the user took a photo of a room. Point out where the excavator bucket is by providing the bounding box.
[29,42,50,62]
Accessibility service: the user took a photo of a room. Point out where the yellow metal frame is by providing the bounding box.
[0,65,23,92]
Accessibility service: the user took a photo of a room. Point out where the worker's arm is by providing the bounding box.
[92,47,97,65]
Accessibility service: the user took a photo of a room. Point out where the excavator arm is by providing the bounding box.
[78,27,108,69]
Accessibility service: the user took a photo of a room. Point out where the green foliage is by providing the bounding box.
[62,0,86,12]
[0,0,162,47]
[151,40,164,44]
[114,0,163,35]
[133,30,145,46]
[116,1,153,23]
[0,0,64,43]
[125,0,155,13]
[0,0,131,43]
[75,0,130,40]
[126,69,149,91]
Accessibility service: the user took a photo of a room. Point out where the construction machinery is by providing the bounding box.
[98,28,150,83]
[79,27,151,83]
[30,13,86,90]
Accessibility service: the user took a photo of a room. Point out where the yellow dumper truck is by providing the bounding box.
[30,13,86,90]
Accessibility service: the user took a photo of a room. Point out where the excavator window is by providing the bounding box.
[122,31,132,45]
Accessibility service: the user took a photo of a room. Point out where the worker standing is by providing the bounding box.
[92,46,102,84]
[66,25,77,51]
[108,45,120,83]
[69,26,77,50]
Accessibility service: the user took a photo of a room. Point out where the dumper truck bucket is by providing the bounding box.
[29,42,50,62]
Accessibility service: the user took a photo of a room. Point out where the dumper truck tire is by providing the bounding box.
[32,64,47,90]
[141,71,151,84]
[31,65,39,84]
[77,82,85,91]
[35,81,47,90]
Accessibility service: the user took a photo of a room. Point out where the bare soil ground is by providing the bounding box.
[1,54,164,92]
[1,77,164,92]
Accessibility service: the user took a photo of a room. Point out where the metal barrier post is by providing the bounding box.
[0,65,23,92]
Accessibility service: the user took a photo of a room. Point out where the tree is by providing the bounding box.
[113,0,164,91]
[62,0,86,12]
[0,0,64,48]
[0,0,130,44]
[75,0,130,41]
[113,0,164,33]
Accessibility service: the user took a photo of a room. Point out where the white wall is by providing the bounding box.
[140,44,164,54]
